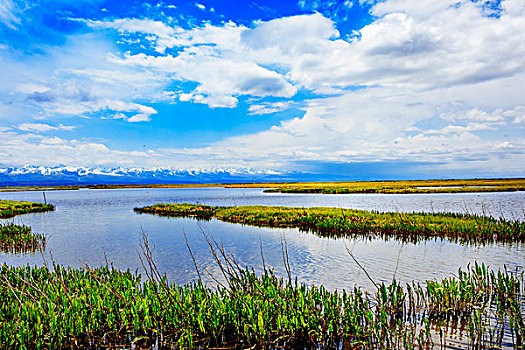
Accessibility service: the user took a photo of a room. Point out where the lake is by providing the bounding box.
[1,187,524,291]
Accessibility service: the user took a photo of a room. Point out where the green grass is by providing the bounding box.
[134,203,525,244]
[0,200,55,219]
[0,261,522,349]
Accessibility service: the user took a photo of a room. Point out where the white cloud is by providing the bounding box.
[0,0,19,28]
[371,0,459,20]
[0,129,161,167]
[195,3,205,10]
[107,112,127,120]
[155,77,525,173]
[243,1,525,93]
[84,18,177,45]
[423,122,498,135]
[439,107,525,124]
[98,14,338,105]
[513,109,525,124]
[248,101,290,115]
[7,1,525,116]
[16,83,51,94]
[1,33,161,123]
[82,18,185,54]
[241,13,339,57]
[17,123,76,132]
[111,52,296,108]
[99,3,525,102]
[127,113,151,122]
[101,100,157,115]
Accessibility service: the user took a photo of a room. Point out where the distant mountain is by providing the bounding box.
[0,165,314,186]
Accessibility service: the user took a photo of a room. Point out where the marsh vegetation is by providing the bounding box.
[0,238,523,350]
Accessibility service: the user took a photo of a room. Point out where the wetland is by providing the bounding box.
[0,186,524,349]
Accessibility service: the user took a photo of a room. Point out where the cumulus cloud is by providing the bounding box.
[241,13,339,55]
[97,2,525,103]
[98,14,334,104]
[422,122,498,135]
[110,52,296,108]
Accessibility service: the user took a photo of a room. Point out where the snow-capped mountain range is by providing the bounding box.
[0,165,305,185]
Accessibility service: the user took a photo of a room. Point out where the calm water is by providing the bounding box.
[1,187,524,291]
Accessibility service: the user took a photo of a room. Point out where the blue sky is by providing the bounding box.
[0,0,524,179]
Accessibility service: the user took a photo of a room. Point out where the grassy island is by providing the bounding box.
[134,203,525,244]
[0,200,55,219]
[0,261,523,349]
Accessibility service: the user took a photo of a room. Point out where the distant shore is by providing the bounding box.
[1,178,524,194]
